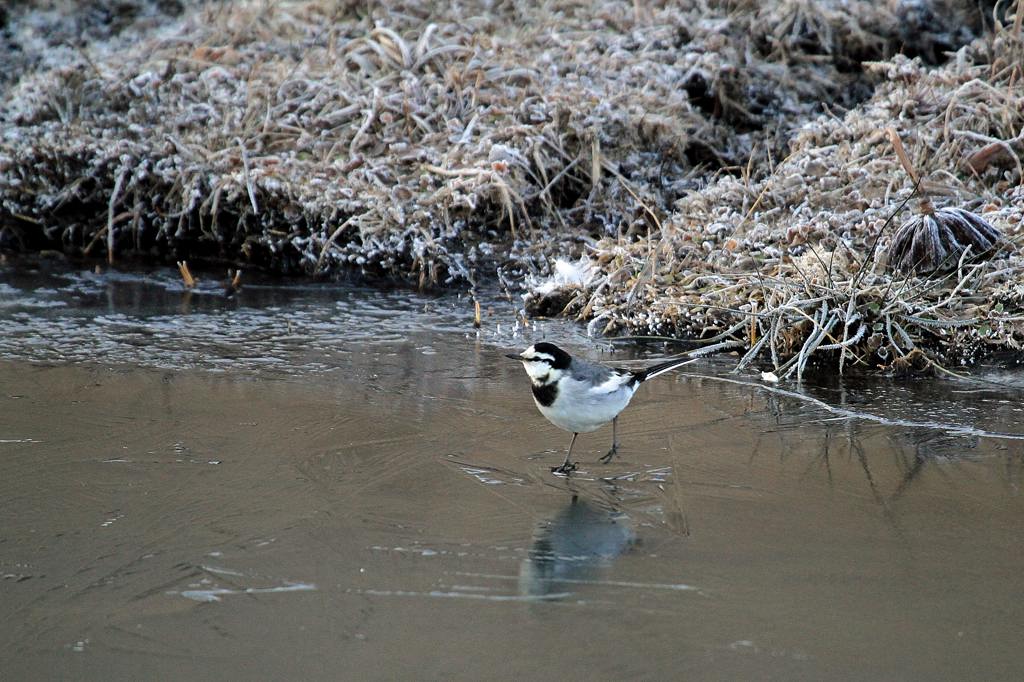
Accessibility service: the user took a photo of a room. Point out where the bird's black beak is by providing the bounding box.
[505,353,522,360]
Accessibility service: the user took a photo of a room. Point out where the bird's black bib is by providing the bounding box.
[531,382,558,407]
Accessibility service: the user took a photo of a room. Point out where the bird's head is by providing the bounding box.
[505,342,572,383]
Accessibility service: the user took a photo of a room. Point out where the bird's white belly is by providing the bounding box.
[535,381,636,433]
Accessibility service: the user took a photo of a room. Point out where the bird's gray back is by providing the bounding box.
[568,357,620,384]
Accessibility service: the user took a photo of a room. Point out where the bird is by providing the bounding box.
[506,342,695,474]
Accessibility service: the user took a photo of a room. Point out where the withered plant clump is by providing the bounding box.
[888,206,1004,275]
[884,128,1004,276]
[527,12,1024,374]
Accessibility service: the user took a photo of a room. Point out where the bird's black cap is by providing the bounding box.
[530,342,572,369]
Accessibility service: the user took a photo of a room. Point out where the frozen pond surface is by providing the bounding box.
[2,261,1024,680]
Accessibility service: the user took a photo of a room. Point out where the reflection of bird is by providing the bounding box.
[506,342,695,473]
[519,497,634,598]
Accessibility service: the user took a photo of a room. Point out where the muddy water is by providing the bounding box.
[2,263,1024,680]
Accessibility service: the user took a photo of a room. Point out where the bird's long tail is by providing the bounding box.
[633,357,699,383]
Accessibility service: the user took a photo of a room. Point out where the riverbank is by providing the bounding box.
[1,1,1022,371]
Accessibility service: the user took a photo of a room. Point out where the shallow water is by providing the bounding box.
[2,262,1024,680]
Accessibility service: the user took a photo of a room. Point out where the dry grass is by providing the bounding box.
[1,0,1022,371]
[529,11,1024,374]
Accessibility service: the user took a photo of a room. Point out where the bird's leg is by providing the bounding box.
[600,417,619,463]
[551,433,579,474]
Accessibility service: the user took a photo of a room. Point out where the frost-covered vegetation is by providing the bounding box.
[1,1,1022,372]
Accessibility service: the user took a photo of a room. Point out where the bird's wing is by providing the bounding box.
[565,358,628,394]
[586,368,637,395]
[570,355,697,397]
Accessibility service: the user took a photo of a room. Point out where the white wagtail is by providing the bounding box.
[506,342,695,474]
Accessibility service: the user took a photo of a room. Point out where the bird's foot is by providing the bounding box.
[551,461,578,475]
[599,444,619,464]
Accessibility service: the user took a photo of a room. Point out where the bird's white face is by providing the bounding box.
[518,345,563,384]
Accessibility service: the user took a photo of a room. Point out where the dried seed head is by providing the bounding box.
[887,207,1003,275]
